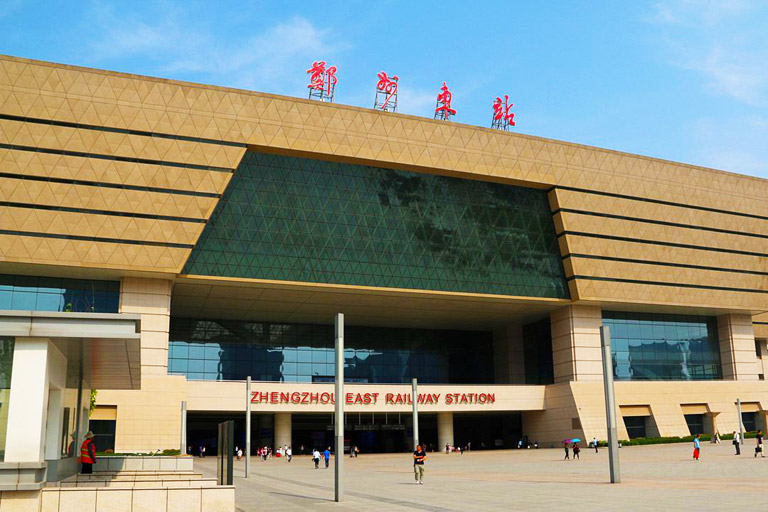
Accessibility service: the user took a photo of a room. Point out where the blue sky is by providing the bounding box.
[1,0,767,178]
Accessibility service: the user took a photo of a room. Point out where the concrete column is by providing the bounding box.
[718,314,759,381]
[119,277,172,377]
[437,412,454,450]
[4,338,49,462]
[550,305,603,383]
[274,413,292,449]
[493,325,525,384]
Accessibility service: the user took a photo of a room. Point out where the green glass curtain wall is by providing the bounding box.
[183,150,569,298]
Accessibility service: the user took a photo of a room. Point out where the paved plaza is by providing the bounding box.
[196,441,768,511]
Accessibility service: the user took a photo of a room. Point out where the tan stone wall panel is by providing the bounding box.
[0,118,243,170]
[559,211,768,255]
[0,206,203,245]
[556,188,768,237]
[0,177,217,219]
[563,234,768,274]
[568,256,768,292]
[576,279,765,310]
[0,233,189,272]
[0,148,235,195]
[2,56,768,217]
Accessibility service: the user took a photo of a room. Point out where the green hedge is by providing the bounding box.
[614,431,757,447]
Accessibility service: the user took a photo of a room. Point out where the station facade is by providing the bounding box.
[1,55,767,455]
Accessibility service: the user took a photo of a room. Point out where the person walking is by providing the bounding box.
[563,443,570,460]
[413,444,427,485]
[693,434,701,461]
[445,443,450,454]
[573,442,580,460]
[79,431,96,474]
[312,449,320,469]
[755,430,764,458]
[592,437,599,453]
[236,447,243,461]
[286,446,293,462]
[733,431,741,455]
[323,447,331,468]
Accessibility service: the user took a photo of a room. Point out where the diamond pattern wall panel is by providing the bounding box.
[183,150,569,298]
[3,56,768,218]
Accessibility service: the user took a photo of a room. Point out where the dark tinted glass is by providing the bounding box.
[168,318,493,384]
[603,311,722,381]
[0,275,119,313]
[183,150,568,298]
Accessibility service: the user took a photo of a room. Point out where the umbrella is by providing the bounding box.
[562,439,572,444]
[571,438,582,443]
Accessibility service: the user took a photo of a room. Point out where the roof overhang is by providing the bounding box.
[0,311,141,390]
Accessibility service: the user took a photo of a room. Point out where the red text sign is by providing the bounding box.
[250,390,495,406]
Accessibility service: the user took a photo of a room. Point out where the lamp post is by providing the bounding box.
[246,376,251,478]
[600,325,620,483]
[334,313,344,502]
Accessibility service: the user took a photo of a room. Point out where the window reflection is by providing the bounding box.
[603,312,722,381]
[0,275,119,313]
[182,150,569,298]
[168,319,493,384]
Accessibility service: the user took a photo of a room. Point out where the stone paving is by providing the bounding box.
[196,441,768,511]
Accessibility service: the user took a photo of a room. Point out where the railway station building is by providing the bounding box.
[0,54,767,457]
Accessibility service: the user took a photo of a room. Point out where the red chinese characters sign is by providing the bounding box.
[491,94,515,130]
[307,60,338,102]
[434,82,456,120]
[374,71,399,112]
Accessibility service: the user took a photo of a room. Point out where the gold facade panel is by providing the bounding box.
[574,279,766,311]
[563,234,767,274]
[555,188,768,237]
[0,234,189,273]
[0,118,244,169]
[568,256,768,292]
[558,211,768,255]
[0,206,203,245]
[0,176,217,219]
[0,148,235,194]
[2,56,768,219]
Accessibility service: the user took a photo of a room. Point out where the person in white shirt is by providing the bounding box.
[733,431,741,455]
[286,446,293,462]
[592,437,598,453]
[312,449,321,469]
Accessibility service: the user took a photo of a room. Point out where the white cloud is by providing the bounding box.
[650,0,752,26]
[685,45,768,108]
[690,115,768,178]
[87,8,341,95]
[397,88,437,117]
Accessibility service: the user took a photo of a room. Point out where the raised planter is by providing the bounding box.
[92,456,194,473]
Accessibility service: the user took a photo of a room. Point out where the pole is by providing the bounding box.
[180,401,187,455]
[600,325,620,483]
[246,376,251,478]
[334,313,344,502]
[737,398,744,452]
[412,378,419,450]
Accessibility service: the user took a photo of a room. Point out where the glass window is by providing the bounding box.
[604,312,722,381]
[0,275,119,313]
[168,318,494,384]
[182,150,569,299]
